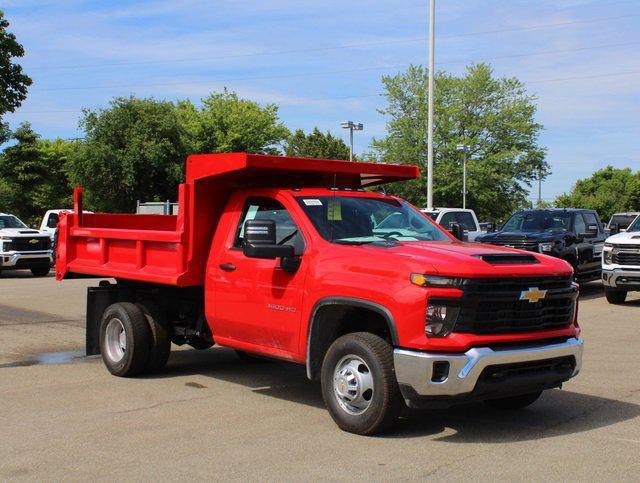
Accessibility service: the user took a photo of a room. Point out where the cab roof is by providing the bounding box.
[186,152,419,189]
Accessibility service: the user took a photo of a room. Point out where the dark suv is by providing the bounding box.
[476,209,605,282]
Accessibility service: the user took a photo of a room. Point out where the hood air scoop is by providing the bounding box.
[474,253,539,264]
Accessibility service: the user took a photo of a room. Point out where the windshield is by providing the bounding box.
[609,214,638,230]
[0,215,28,229]
[502,211,572,233]
[627,217,640,232]
[296,196,450,244]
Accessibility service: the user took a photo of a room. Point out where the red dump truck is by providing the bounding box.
[56,153,583,435]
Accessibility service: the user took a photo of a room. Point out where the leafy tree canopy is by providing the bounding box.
[555,166,640,220]
[283,127,350,160]
[0,123,73,223]
[68,97,187,213]
[0,10,33,142]
[370,63,547,221]
[179,89,289,155]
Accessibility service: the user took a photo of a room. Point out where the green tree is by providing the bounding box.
[555,166,640,220]
[283,128,351,160]
[0,123,72,222]
[179,90,288,155]
[68,97,188,212]
[0,11,32,142]
[370,64,547,221]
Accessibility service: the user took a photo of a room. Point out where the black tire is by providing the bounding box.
[100,302,151,377]
[484,391,542,410]
[136,302,171,373]
[235,350,271,363]
[31,266,50,277]
[605,288,627,304]
[321,332,402,435]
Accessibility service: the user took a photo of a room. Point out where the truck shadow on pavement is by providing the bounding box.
[153,347,640,442]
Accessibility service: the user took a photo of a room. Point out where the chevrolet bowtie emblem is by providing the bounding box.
[29,239,39,244]
[520,287,547,303]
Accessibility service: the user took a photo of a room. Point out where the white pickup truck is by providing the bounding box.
[0,213,53,276]
[419,207,484,241]
[602,215,640,304]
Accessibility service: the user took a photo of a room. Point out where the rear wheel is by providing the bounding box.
[31,266,50,277]
[605,288,627,304]
[136,302,171,373]
[321,332,402,435]
[484,391,542,410]
[100,302,151,377]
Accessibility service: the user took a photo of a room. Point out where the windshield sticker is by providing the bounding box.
[328,198,342,221]
[303,199,322,206]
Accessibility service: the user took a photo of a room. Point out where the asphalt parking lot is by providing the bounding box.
[1,272,639,481]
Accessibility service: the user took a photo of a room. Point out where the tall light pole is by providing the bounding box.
[426,0,435,209]
[537,167,543,208]
[456,143,469,209]
[341,121,363,161]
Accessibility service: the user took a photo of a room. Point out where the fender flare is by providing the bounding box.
[305,296,398,379]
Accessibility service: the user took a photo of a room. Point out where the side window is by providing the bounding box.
[47,213,60,228]
[234,197,301,249]
[573,214,586,235]
[455,212,477,231]
[583,212,600,232]
[439,212,456,229]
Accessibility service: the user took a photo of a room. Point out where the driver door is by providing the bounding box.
[212,195,307,358]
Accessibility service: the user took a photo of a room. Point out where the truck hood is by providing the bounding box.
[358,240,572,278]
[0,228,47,237]
[478,230,561,242]
[606,231,640,244]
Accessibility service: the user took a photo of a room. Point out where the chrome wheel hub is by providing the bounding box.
[333,355,374,415]
[105,318,126,363]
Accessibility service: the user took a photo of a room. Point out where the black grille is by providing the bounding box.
[434,276,576,335]
[612,250,640,266]
[6,237,51,252]
[479,356,576,382]
[483,240,538,251]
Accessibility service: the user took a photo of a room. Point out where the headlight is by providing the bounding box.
[426,303,460,337]
[411,274,464,288]
[538,242,554,253]
[603,248,613,265]
[604,242,615,248]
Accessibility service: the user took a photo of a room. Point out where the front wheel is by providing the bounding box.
[321,332,402,435]
[31,266,50,277]
[484,391,542,410]
[605,287,627,304]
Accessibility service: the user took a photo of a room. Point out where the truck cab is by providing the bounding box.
[605,212,640,236]
[0,213,52,276]
[420,207,483,241]
[55,153,583,435]
[602,215,640,304]
[477,208,606,282]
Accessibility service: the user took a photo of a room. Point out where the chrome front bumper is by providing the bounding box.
[394,337,583,399]
[602,268,640,288]
[0,251,53,268]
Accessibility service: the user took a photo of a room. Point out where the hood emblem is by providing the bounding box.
[29,239,39,244]
[520,287,547,303]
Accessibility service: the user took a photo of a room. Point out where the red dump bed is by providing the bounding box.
[55,152,419,286]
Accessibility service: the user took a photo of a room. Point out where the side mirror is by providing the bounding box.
[242,219,299,272]
[579,225,599,238]
[609,223,620,235]
[449,222,465,241]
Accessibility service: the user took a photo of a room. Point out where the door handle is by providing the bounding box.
[219,263,237,271]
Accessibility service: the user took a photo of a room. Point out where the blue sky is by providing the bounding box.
[3,0,640,203]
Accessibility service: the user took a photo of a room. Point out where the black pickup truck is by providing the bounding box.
[476,208,605,282]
